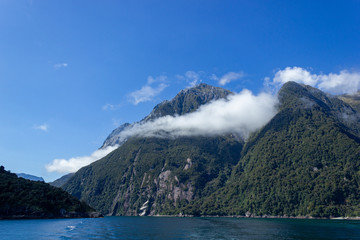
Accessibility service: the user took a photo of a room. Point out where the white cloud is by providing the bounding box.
[129,75,168,105]
[45,145,119,173]
[185,71,201,87]
[176,71,203,88]
[271,67,360,94]
[33,123,48,132]
[178,70,244,87]
[318,70,360,94]
[273,67,319,86]
[116,90,278,141]
[212,71,244,86]
[54,63,68,69]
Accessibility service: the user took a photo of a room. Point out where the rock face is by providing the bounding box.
[0,166,101,219]
[63,82,360,218]
[101,123,132,149]
[142,83,232,121]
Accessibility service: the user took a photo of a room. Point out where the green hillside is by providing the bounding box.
[0,166,100,219]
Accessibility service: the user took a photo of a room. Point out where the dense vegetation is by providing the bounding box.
[0,166,98,219]
[63,82,360,218]
[184,82,360,218]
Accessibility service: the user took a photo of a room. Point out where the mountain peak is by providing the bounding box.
[278,81,360,138]
[278,81,333,110]
[183,83,220,92]
[144,83,232,120]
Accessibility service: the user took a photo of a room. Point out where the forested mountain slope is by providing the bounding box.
[63,82,360,218]
[191,82,360,217]
[0,166,100,219]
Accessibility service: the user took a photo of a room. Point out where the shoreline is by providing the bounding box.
[0,211,103,220]
[149,214,360,221]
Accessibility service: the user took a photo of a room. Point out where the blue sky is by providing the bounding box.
[0,0,359,181]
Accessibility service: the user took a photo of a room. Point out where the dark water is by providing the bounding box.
[1,217,360,239]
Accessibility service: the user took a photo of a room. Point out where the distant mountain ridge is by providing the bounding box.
[16,173,44,182]
[62,82,360,218]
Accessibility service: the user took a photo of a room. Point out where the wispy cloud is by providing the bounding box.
[102,103,122,111]
[54,63,68,69]
[128,75,168,105]
[45,145,119,173]
[212,71,244,86]
[270,67,360,94]
[33,123,49,132]
[112,118,121,127]
[177,71,203,88]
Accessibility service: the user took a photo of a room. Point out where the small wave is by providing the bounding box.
[66,225,76,231]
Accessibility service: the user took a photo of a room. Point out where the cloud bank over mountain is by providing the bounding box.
[121,90,277,140]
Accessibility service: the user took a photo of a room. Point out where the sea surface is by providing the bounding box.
[1,216,360,239]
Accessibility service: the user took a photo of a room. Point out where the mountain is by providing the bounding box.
[64,83,241,215]
[49,173,75,187]
[101,83,232,149]
[55,83,232,189]
[142,83,232,121]
[0,166,101,219]
[63,82,360,218]
[16,173,44,182]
